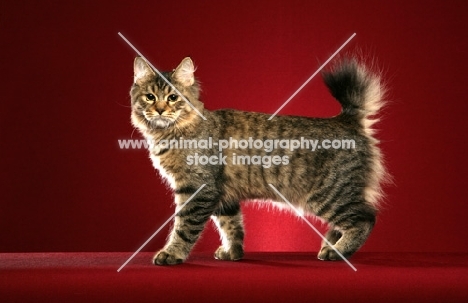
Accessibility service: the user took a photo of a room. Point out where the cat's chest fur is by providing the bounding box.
[149,153,176,189]
[146,131,216,190]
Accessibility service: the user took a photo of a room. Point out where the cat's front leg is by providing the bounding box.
[153,189,217,266]
[211,202,244,261]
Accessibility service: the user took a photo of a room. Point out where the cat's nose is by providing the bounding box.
[155,108,164,115]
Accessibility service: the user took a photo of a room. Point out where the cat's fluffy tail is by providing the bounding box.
[322,58,384,135]
[323,58,387,207]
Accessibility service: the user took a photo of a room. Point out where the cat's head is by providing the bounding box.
[130,57,203,133]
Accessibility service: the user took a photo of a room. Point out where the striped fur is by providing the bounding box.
[129,56,386,265]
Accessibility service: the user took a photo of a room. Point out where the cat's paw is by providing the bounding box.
[153,250,184,266]
[317,246,347,261]
[214,245,244,261]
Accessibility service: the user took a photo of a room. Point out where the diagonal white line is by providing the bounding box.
[268,33,356,120]
[117,183,206,272]
[268,184,357,271]
[118,32,207,120]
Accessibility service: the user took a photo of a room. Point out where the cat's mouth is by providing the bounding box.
[148,116,174,129]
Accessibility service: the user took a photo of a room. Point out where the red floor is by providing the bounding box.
[1,252,467,302]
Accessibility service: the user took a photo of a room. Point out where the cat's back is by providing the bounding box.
[210,108,364,142]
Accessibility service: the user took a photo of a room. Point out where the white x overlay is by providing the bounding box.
[117,184,206,272]
[268,33,356,120]
[117,32,356,272]
[268,184,357,271]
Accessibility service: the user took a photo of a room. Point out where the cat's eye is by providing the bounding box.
[146,94,156,101]
[168,94,178,102]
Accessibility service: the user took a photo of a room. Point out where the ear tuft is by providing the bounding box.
[173,57,195,86]
[134,57,155,84]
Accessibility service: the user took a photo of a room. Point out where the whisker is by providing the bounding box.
[131,127,138,138]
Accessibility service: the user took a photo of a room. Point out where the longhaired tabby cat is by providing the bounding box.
[129,55,385,265]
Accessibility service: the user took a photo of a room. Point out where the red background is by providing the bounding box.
[1,0,467,254]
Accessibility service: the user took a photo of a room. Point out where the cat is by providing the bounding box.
[129,55,386,265]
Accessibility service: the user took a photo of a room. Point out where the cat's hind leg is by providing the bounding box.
[318,203,375,261]
[321,228,342,247]
[211,202,244,261]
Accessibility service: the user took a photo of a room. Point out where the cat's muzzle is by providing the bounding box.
[149,116,173,129]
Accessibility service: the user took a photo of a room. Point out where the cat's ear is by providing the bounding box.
[173,57,195,86]
[134,57,155,84]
